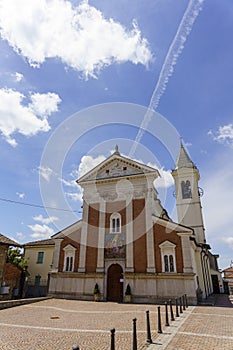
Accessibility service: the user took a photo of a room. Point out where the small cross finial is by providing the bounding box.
[114,144,120,154]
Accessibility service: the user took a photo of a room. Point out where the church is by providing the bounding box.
[49,144,216,304]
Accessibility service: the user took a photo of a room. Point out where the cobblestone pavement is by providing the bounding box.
[0,295,232,350]
[148,294,233,350]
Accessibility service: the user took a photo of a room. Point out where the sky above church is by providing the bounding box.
[0,0,232,269]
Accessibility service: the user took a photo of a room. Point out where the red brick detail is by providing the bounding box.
[58,231,81,272]
[86,203,99,272]
[105,200,126,232]
[133,198,147,273]
[153,223,184,273]
[4,262,22,290]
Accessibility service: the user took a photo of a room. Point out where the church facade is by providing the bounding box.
[49,144,214,304]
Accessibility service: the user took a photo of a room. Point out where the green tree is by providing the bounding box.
[7,247,28,269]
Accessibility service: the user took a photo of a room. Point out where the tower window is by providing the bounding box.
[181,180,192,199]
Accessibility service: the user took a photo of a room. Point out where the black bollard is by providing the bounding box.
[165,302,170,327]
[169,299,175,321]
[157,306,163,333]
[182,295,186,311]
[185,293,188,308]
[133,318,137,350]
[72,346,79,350]
[146,310,152,343]
[110,328,115,350]
[175,297,179,317]
[179,296,183,314]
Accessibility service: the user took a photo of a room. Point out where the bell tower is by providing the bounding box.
[172,142,206,244]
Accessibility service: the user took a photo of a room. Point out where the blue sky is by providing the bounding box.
[0,0,233,269]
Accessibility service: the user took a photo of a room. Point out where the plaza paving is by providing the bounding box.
[0,295,232,349]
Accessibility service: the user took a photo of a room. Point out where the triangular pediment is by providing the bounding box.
[78,152,159,184]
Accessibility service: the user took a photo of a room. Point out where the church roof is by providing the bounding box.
[77,146,160,184]
[23,238,55,247]
[0,233,21,246]
[175,142,196,169]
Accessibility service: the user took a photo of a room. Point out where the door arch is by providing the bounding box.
[107,264,123,302]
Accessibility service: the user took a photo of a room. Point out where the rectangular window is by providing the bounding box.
[35,275,41,285]
[37,251,44,264]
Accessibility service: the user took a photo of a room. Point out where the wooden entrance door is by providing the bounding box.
[107,264,123,302]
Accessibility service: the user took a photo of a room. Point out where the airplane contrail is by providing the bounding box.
[129,0,204,157]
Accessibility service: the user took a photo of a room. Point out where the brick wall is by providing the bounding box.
[133,198,147,273]
[0,245,7,283]
[58,233,81,272]
[105,200,126,232]
[4,262,22,292]
[153,223,184,273]
[86,203,99,272]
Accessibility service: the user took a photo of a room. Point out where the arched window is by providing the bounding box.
[63,244,76,272]
[169,255,174,272]
[110,213,121,233]
[164,255,169,272]
[159,241,177,273]
[181,180,192,199]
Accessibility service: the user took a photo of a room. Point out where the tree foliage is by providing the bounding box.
[7,247,28,269]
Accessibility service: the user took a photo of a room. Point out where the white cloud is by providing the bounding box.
[222,237,233,250]
[201,152,233,267]
[12,72,24,82]
[16,192,25,199]
[0,0,152,78]
[208,124,233,147]
[153,168,174,189]
[28,223,54,239]
[15,232,26,241]
[66,192,83,202]
[60,178,77,188]
[0,88,61,146]
[78,154,106,177]
[29,93,61,118]
[33,214,58,225]
[39,166,54,182]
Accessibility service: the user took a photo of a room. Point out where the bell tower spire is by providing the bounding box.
[172,142,206,244]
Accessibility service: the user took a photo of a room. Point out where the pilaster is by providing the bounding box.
[78,200,89,272]
[96,200,106,273]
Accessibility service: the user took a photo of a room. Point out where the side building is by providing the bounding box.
[23,238,55,297]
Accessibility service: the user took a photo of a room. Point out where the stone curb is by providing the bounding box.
[0,296,51,310]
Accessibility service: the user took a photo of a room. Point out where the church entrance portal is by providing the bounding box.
[107,264,123,302]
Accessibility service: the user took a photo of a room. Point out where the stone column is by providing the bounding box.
[180,234,193,273]
[146,188,156,273]
[78,200,89,272]
[126,199,134,272]
[96,199,106,273]
[51,238,62,272]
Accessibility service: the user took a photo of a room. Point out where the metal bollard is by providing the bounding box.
[182,295,186,311]
[169,299,175,321]
[110,328,115,350]
[175,297,179,318]
[157,306,163,333]
[72,346,79,350]
[133,318,137,350]
[165,302,169,327]
[146,310,152,343]
[185,293,188,308]
[179,296,183,314]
